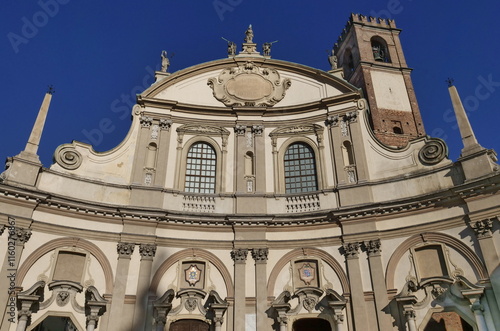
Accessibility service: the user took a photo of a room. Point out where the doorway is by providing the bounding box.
[292,318,332,331]
[169,319,210,331]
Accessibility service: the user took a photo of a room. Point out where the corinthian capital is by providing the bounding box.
[342,242,360,259]
[139,243,157,260]
[363,239,382,256]
[9,227,32,245]
[470,218,495,239]
[117,243,135,258]
[251,248,269,262]
[231,248,248,263]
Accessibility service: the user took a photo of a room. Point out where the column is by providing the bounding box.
[469,217,500,310]
[462,290,489,331]
[106,242,135,331]
[403,308,417,331]
[14,281,45,331]
[341,242,369,330]
[132,244,157,331]
[252,248,269,331]
[0,224,31,331]
[363,239,393,331]
[231,248,248,331]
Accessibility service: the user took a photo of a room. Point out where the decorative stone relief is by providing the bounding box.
[418,138,448,165]
[207,61,291,107]
[177,124,230,137]
[270,124,323,137]
[303,297,317,313]
[139,243,157,260]
[345,165,357,183]
[117,243,135,258]
[246,131,253,148]
[144,173,153,185]
[185,297,198,312]
[340,120,348,136]
[231,248,248,262]
[54,145,83,170]
[251,248,269,262]
[56,291,70,306]
[150,124,159,140]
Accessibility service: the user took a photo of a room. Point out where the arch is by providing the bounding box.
[341,140,354,166]
[370,36,391,63]
[177,136,223,193]
[277,137,324,193]
[150,248,234,297]
[385,232,488,290]
[17,237,114,294]
[146,142,158,169]
[342,48,355,77]
[267,247,349,297]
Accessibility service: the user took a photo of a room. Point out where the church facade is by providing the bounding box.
[1,14,499,331]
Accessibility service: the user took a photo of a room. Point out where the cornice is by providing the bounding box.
[0,173,498,229]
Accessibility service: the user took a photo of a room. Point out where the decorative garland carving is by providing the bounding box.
[208,61,291,107]
[418,138,447,165]
[54,145,83,170]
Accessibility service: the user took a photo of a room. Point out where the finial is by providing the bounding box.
[446,78,454,87]
[47,85,55,95]
[244,24,254,43]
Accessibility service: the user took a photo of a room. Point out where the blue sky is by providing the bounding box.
[1,0,499,166]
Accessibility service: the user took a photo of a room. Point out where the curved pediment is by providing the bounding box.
[140,58,359,110]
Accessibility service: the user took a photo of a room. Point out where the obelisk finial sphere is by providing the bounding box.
[446,78,454,87]
[47,85,55,95]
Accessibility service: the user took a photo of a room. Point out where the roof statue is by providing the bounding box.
[222,37,237,57]
[328,48,338,70]
[262,40,278,57]
[244,24,254,43]
[161,50,170,72]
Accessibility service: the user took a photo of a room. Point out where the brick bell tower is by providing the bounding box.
[334,14,426,147]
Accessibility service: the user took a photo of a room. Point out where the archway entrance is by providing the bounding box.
[31,316,79,331]
[423,312,473,331]
[169,319,210,331]
[293,318,332,331]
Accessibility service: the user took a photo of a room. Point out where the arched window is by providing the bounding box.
[371,37,391,63]
[343,48,355,77]
[184,142,216,193]
[284,143,318,193]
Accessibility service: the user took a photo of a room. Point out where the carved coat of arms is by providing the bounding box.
[298,263,316,286]
[185,264,202,286]
[207,61,291,107]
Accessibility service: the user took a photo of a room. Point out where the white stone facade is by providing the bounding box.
[0,17,499,331]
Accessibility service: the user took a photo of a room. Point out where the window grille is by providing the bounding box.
[284,143,318,193]
[185,142,216,193]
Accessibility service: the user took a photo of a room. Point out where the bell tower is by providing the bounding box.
[334,14,425,147]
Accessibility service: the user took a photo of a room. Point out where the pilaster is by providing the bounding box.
[105,242,135,331]
[132,243,157,331]
[0,224,31,331]
[231,248,248,331]
[251,248,268,331]
[362,239,392,331]
[341,242,369,330]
